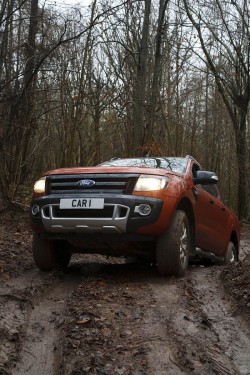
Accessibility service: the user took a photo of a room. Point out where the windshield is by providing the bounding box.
[99,157,187,174]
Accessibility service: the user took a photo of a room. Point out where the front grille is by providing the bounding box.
[46,174,139,195]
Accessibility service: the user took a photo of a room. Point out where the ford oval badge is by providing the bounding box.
[76,179,96,187]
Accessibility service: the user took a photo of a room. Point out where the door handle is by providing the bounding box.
[209,199,214,204]
[221,206,226,211]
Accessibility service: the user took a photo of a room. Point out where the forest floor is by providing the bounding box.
[0,203,250,375]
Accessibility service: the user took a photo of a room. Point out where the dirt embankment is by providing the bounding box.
[0,208,250,375]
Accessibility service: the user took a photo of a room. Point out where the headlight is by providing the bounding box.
[33,177,46,195]
[134,175,168,191]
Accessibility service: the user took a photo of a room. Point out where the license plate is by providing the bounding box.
[59,198,104,209]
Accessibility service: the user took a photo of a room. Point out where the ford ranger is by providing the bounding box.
[30,156,240,276]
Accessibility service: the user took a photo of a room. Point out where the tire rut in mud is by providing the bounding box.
[58,260,154,375]
[1,257,250,375]
[0,269,81,375]
[188,267,250,374]
[147,266,250,375]
[53,259,250,375]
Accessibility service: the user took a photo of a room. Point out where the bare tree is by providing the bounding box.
[132,0,151,153]
[182,0,250,218]
[145,0,170,149]
[0,0,126,199]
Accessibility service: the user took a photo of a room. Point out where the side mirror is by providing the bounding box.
[193,171,218,185]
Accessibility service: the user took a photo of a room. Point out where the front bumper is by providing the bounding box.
[30,194,163,235]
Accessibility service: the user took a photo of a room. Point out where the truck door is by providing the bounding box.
[194,184,229,255]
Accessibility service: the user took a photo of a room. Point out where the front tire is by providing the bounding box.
[156,210,190,276]
[223,241,236,265]
[32,234,71,271]
[32,233,56,271]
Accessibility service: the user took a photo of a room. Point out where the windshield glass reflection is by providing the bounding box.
[99,157,187,174]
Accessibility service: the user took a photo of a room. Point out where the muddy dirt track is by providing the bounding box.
[0,208,250,375]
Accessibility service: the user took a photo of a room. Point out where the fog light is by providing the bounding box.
[32,205,40,216]
[135,204,151,216]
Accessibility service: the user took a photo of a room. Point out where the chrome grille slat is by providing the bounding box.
[51,181,126,187]
[46,173,138,195]
[49,189,125,195]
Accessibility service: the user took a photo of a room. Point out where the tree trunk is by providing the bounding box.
[133,0,151,154]
[235,108,248,219]
[145,0,169,149]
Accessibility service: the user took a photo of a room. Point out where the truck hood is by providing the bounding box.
[43,166,182,178]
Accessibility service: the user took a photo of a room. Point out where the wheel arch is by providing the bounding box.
[176,198,196,255]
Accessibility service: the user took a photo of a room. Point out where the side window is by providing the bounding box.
[202,184,220,199]
[192,162,220,199]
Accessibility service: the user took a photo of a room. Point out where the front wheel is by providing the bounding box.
[32,234,71,271]
[223,241,237,265]
[156,210,190,276]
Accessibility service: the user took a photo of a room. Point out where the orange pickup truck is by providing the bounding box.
[30,155,240,276]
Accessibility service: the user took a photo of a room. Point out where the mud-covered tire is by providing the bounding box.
[156,210,190,277]
[32,233,56,271]
[223,241,236,265]
[55,240,72,269]
[32,234,71,271]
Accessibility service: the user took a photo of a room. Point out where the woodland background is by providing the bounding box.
[0,0,249,219]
